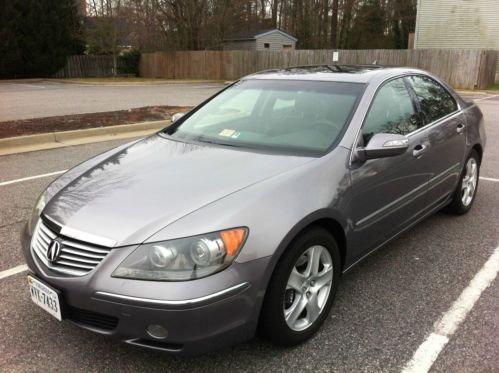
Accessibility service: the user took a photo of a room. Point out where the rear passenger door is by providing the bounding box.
[349,77,432,263]
[406,75,466,207]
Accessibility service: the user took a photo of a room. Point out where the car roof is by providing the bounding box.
[242,64,428,84]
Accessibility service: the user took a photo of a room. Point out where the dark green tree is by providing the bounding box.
[0,0,84,78]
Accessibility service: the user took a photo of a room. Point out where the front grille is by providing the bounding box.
[31,220,112,276]
[66,306,119,331]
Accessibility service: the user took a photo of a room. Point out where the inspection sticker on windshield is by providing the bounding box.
[219,129,236,137]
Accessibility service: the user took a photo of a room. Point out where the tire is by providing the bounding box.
[444,149,480,215]
[259,227,341,346]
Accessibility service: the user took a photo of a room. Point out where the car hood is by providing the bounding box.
[44,135,313,247]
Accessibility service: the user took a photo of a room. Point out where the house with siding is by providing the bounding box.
[414,0,499,82]
[223,29,297,51]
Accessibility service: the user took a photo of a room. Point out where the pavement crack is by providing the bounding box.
[0,219,25,229]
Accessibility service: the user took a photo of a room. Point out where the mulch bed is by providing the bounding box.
[0,105,192,139]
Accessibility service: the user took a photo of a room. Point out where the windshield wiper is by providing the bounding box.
[195,137,239,147]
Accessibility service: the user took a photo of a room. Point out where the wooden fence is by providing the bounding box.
[139,49,497,89]
[53,55,117,78]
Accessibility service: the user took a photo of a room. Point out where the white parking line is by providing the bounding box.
[0,170,66,186]
[402,246,499,373]
[474,94,499,102]
[0,264,28,280]
[480,176,499,183]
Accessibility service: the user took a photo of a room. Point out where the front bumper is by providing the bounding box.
[21,225,272,355]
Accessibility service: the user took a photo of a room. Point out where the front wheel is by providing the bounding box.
[259,227,341,346]
[444,150,480,215]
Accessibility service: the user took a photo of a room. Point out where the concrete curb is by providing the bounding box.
[47,79,225,86]
[0,120,170,156]
[457,89,498,96]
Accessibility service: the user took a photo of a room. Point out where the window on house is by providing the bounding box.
[264,43,270,49]
[283,44,292,50]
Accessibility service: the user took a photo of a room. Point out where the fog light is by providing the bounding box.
[146,324,168,339]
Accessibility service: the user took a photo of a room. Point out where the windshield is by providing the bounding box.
[166,79,365,155]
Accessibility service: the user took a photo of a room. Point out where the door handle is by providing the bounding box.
[456,123,465,134]
[413,144,428,158]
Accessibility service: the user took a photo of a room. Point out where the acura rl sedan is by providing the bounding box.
[22,65,485,355]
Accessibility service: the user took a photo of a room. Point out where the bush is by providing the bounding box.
[118,49,141,76]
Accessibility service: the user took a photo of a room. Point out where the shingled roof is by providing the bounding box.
[224,28,297,41]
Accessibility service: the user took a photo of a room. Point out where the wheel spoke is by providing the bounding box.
[470,162,477,179]
[285,294,307,326]
[462,187,470,203]
[305,293,321,323]
[311,246,322,276]
[462,177,469,190]
[304,246,320,277]
[314,266,333,289]
[287,268,305,291]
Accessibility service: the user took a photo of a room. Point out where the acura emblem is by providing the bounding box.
[46,240,61,263]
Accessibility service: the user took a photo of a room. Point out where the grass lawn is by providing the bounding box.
[488,83,499,91]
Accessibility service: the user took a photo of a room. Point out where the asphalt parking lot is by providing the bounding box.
[0,80,226,121]
[0,94,498,372]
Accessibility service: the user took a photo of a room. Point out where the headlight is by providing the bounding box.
[112,228,248,281]
[28,192,47,235]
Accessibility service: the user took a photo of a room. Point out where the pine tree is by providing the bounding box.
[0,0,84,78]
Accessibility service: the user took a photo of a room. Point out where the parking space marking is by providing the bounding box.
[0,170,66,186]
[480,176,499,183]
[402,246,499,373]
[0,264,28,280]
[474,94,499,102]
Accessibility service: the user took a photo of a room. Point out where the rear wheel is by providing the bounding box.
[259,227,341,346]
[444,150,480,215]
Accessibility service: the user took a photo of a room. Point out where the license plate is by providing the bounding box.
[27,275,62,321]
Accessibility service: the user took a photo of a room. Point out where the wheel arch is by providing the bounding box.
[263,209,349,286]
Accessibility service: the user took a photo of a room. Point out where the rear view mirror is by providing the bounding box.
[358,133,409,161]
[171,112,185,123]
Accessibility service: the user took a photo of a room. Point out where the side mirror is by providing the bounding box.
[358,133,409,161]
[171,112,185,123]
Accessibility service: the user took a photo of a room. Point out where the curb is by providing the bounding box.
[457,89,498,96]
[47,79,226,86]
[0,120,170,156]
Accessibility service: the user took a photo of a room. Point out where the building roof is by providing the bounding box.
[224,28,298,42]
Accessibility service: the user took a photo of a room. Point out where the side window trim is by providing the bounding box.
[403,76,424,122]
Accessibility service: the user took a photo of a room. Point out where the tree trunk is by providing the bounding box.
[331,0,339,49]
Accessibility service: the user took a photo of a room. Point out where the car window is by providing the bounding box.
[362,78,420,144]
[167,79,365,155]
[407,75,457,124]
[191,88,261,128]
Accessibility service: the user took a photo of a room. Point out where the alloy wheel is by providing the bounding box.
[461,157,478,207]
[283,245,333,331]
